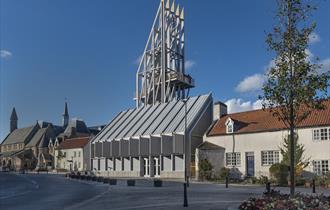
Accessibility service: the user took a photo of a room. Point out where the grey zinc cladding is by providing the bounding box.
[124,104,160,138]
[133,103,169,136]
[143,100,179,135]
[118,105,151,139]
[176,94,211,132]
[163,96,199,133]
[102,109,135,141]
[153,100,185,134]
[93,111,127,142]
[109,108,143,140]
[91,94,212,143]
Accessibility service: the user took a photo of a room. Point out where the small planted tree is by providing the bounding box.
[280,134,309,176]
[198,159,213,181]
[261,0,329,196]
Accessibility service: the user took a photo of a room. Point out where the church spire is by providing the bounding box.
[62,102,69,128]
[10,107,18,132]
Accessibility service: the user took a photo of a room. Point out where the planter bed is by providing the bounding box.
[109,179,117,185]
[239,190,330,210]
[127,180,135,186]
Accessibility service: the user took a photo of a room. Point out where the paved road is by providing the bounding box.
[1,173,329,210]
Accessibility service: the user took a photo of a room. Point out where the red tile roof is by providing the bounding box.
[208,100,330,136]
[57,137,90,150]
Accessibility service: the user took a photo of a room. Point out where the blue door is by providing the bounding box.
[246,152,255,177]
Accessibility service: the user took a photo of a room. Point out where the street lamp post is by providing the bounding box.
[183,98,188,207]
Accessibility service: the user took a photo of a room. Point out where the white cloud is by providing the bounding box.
[134,54,143,66]
[308,32,320,44]
[235,74,265,93]
[0,50,12,58]
[185,60,196,70]
[319,58,330,74]
[305,49,315,62]
[225,98,262,114]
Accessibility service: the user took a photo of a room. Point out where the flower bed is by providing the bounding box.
[239,190,330,210]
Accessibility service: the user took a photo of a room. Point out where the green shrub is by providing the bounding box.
[269,163,288,186]
[219,167,230,180]
[198,159,213,181]
[256,175,269,185]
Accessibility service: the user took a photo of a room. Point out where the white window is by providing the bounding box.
[313,128,329,141]
[74,151,76,157]
[78,151,81,157]
[226,152,241,166]
[78,162,81,169]
[226,118,234,134]
[313,160,329,175]
[320,128,328,140]
[313,129,320,140]
[261,151,280,166]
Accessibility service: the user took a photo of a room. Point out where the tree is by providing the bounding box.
[56,150,65,169]
[198,159,213,181]
[280,133,309,176]
[260,0,329,196]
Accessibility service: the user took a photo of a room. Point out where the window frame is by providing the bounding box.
[313,160,329,175]
[313,127,329,141]
[225,118,234,134]
[261,150,280,166]
[226,152,241,166]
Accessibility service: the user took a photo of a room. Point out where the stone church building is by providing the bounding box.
[0,103,100,171]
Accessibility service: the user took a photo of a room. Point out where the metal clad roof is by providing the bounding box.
[118,106,150,139]
[143,100,178,135]
[153,100,184,134]
[113,106,149,140]
[134,103,169,135]
[94,94,212,142]
[163,96,199,133]
[125,104,159,137]
[92,111,127,142]
[176,94,211,132]
[107,108,140,140]
[101,109,134,141]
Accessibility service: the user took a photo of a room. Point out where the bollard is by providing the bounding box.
[154,179,162,187]
[127,180,135,186]
[312,179,316,193]
[225,176,229,188]
[183,183,188,207]
[266,182,271,194]
[109,179,117,185]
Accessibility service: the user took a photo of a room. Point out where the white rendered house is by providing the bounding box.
[197,101,330,179]
[55,137,91,171]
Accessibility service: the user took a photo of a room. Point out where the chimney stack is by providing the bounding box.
[213,101,227,121]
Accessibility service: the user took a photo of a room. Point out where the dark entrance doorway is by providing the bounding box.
[246,152,255,177]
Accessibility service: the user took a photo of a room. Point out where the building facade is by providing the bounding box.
[91,94,213,178]
[55,137,91,171]
[0,103,102,171]
[197,100,330,179]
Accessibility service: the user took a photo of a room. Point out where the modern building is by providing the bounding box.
[91,94,213,178]
[197,100,330,179]
[91,0,215,178]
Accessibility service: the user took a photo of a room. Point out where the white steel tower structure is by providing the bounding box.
[135,0,194,107]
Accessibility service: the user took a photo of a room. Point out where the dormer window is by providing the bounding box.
[226,118,234,134]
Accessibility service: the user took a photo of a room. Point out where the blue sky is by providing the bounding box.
[1,0,329,140]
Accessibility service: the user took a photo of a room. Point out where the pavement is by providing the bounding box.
[0,172,329,210]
